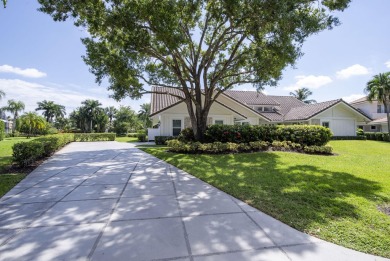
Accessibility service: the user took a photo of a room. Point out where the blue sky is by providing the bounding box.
[0,0,389,115]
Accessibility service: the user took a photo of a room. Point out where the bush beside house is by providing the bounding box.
[165,124,333,155]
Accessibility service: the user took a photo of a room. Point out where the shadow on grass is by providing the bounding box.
[155,150,387,232]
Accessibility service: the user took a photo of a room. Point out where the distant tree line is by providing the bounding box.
[0,89,152,137]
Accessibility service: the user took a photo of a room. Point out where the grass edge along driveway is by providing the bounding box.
[141,140,390,258]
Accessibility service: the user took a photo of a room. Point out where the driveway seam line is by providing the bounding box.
[87,155,141,260]
[168,164,194,261]
[228,196,293,261]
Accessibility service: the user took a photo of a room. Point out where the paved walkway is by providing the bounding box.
[0,142,387,261]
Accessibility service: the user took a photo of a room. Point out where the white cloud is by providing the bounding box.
[385,61,390,69]
[336,64,370,79]
[284,75,332,91]
[342,94,365,103]
[0,65,47,78]
[0,78,148,115]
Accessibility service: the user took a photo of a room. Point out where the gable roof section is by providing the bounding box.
[150,86,247,119]
[284,99,340,121]
[284,99,372,121]
[150,86,185,116]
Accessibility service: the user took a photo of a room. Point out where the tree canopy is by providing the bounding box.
[365,72,390,135]
[38,0,350,140]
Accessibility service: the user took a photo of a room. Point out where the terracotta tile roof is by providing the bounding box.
[150,86,185,116]
[284,99,341,121]
[224,90,279,105]
[150,87,371,122]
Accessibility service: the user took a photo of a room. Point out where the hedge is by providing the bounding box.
[365,132,390,142]
[155,136,175,145]
[166,139,333,155]
[332,136,366,140]
[0,121,5,141]
[73,133,116,142]
[13,134,74,167]
[199,124,332,146]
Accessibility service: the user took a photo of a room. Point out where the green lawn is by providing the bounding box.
[115,136,138,143]
[142,140,390,258]
[0,137,35,197]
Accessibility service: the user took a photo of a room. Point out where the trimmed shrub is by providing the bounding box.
[204,124,331,146]
[155,136,175,145]
[365,132,390,142]
[12,134,74,167]
[0,121,5,141]
[74,133,116,142]
[332,136,366,140]
[303,145,333,155]
[178,128,195,142]
[137,133,147,142]
[249,141,270,151]
[127,132,138,137]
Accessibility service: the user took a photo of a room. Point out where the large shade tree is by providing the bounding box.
[289,88,316,104]
[38,0,350,141]
[365,72,390,135]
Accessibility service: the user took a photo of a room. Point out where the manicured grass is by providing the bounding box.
[115,136,138,143]
[0,137,36,198]
[0,137,36,173]
[142,140,390,258]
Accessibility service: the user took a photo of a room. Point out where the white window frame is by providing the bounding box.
[370,125,377,130]
[214,119,224,125]
[172,119,182,136]
[322,121,330,128]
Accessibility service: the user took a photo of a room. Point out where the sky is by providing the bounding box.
[0,0,390,116]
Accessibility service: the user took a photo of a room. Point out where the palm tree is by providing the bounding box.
[138,103,152,128]
[2,100,25,130]
[19,112,47,138]
[36,100,66,123]
[365,72,390,135]
[290,88,317,104]
[81,99,102,132]
[105,106,117,125]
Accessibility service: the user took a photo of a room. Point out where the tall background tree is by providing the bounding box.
[36,100,66,123]
[138,103,152,128]
[38,0,350,141]
[113,106,141,135]
[290,88,317,104]
[0,90,5,120]
[105,106,117,131]
[2,99,25,130]
[70,100,108,132]
[365,72,390,135]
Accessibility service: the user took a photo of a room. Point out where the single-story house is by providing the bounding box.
[349,96,389,133]
[148,87,372,140]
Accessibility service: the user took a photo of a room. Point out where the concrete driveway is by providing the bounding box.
[0,142,387,261]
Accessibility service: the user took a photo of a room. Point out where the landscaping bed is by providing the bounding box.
[141,140,390,258]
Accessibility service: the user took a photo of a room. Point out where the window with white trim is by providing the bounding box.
[172,119,182,136]
[322,121,330,128]
[214,120,224,125]
[370,125,377,130]
[377,105,382,113]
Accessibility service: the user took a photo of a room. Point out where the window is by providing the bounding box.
[215,120,224,125]
[322,122,330,128]
[370,125,377,130]
[241,122,250,126]
[263,107,273,112]
[358,125,363,130]
[377,105,382,113]
[172,119,182,136]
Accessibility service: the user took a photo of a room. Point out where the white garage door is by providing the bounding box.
[331,119,355,136]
